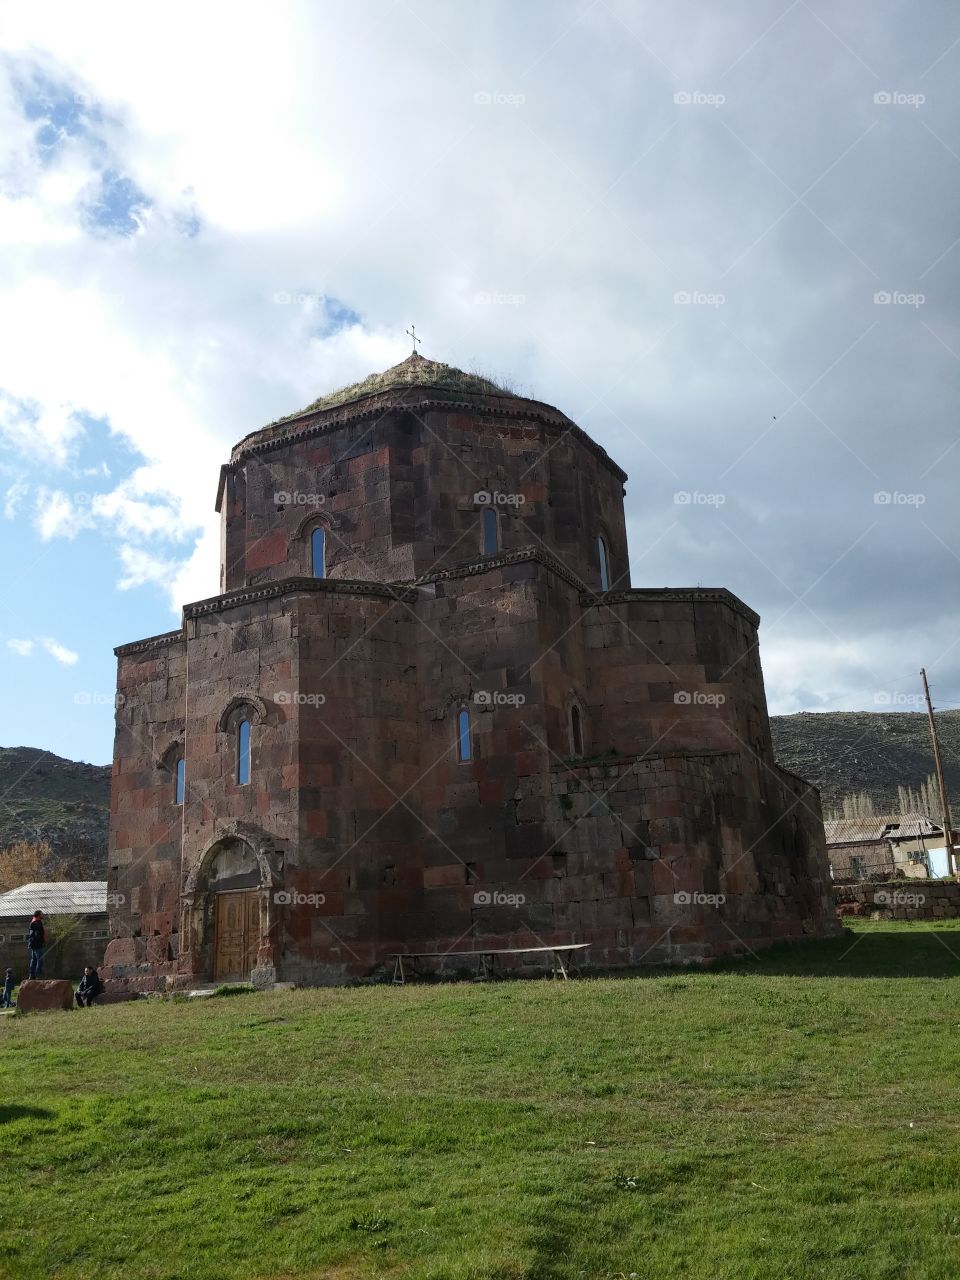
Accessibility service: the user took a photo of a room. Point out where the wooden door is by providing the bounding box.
[213,889,260,979]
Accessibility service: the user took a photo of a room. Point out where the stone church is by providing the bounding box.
[104,349,840,990]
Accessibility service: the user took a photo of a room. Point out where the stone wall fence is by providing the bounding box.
[833,880,960,920]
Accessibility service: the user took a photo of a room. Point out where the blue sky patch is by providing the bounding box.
[80,168,151,237]
[317,297,362,336]
[13,66,103,161]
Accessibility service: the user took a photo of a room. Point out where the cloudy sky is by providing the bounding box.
[1,0,958,765]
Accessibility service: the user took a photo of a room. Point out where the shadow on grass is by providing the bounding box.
[711,927,960,979]
[0,1104,53,1124]
[383,927,960,989]
[563,926,960,983]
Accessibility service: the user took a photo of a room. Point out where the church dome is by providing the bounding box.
[289,350,519,417]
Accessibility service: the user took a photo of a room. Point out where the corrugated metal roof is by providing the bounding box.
[825,813,943,846]
[0,881,108,919]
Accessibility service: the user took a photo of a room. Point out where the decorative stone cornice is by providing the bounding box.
[183,575,417,619]
[115,568,758,654]
[579,586,760,627]
[555,747,738,772]
[114,629,185,657]
[227,391,628,483]
[404,544,588,593]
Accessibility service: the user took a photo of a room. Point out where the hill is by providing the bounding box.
[771,709,960,815]
[0,746,110,874]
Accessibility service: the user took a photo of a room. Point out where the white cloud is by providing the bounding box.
[116,543,182,592]
[39,636,79,665]
[5,635,79,664]
[3,478,28,519]
[167,520,221,609]
[92,483,186,542]
[0,392,84,467]
[33,487,94,540]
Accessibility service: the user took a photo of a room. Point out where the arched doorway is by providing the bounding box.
[181,830,282,983]
[209,841,262,979]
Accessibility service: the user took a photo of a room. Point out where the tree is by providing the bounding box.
[897,772,953,823]
[0,840,54,894]
[841,791,875,819]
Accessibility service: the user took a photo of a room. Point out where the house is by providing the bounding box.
[825,813,944,880]
[0,881,109,980]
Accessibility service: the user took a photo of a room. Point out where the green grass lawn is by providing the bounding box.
[2,921,960,1280]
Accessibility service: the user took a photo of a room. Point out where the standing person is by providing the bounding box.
[0,968,14,1008]
[74,967,102,1008]
[27,910,45,979]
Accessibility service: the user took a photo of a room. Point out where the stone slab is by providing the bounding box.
[17,980,74,1013]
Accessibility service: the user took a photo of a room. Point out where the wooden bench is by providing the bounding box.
[390,943,590,985]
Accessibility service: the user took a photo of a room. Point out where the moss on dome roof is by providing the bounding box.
[288,352,518,418]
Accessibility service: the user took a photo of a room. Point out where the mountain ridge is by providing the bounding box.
[0,745,111,876]
[770,709,960,815]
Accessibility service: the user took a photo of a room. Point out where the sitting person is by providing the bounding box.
[75,966,103,1007]
[0,968,14,1008]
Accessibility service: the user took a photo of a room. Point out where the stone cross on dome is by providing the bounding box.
[405,324,422,355]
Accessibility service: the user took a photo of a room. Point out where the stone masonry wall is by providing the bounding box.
[581,593,773,762]
[834,880,960,919]
[107,634,186,987]
[220,400,628,598]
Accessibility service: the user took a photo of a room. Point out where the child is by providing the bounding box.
[0,968,14,1008]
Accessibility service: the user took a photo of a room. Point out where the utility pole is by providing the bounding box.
[921,668,956,877]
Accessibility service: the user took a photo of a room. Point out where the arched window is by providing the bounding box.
[237,719,251,785]
[457,706,472,762]
[570,705,584,756]
[482,507,498,556]
[175,757,185,805]
[597,535,610,591]
[311,526,325,579]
